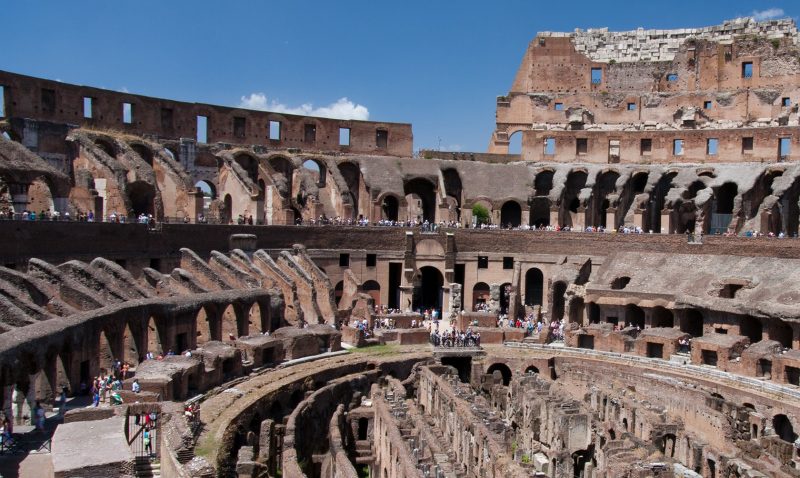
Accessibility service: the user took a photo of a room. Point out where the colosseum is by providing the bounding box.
[1,15,800,478]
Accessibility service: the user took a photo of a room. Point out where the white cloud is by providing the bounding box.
[751,8,785,21]
[118,86,129,93]
[445,144,462,152]
[239,92,369,121]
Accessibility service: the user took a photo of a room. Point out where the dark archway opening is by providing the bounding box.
[651,306,674,328]
[472,282,490,310]
[500,201,522,228]
[770,320,793,348]
[404,178,437,222]
[525,268,544,306]
[362,280,381,306]
[381,195,399,221]
[131,144,154,167]
[773,414,797,443]
[552,281,567,321]
[334,281,344,307]
[740,315,762,344]
[234,153,259,183]
[128,181,156,217]
[681,309,704,337]
[441,356,471,383]
[625,304,645,329]
[414,266,443,312]
[487,363,512,386]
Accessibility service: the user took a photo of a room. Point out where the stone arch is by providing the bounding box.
[130,143,154,167]
[500,200,522,227]
[26,176,55,214]
[651,306,674,328]
[414,266,444,311]
[404,178,437,222]
[234,152,259,183]
[551,281,567,321]
[338,162,361,213]
[94,138,116,158]
[524,268,544,307]
[507,130,522,154]
[128,180,156,217]
[587,302,600,323]
[195,180,217,200]
[362,280,381,305]
[560,170,588,227]
[301,158,326,188]
[740,315,762,344]
[591,170,620,227]
[472,282,490,310]
[625,304,645,329]
[334,281,344,307]
[773,414,797,443]
[769,319,793,348]
[222,194,233,224]
[442,168,463,219]
[248,302,263,334]
[500,282,513,314]
[221,304,238,340]
[122,322,139,366]
[146,316,163,356]
[487,363,512,386]
[646,171,677,233]
[681,308,704,337]
[380,194,400,221]
[98,330,116,375]
[525,365,539,375]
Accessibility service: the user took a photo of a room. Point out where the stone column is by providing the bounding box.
[53,197,69,214]
[605,207,616,230]
[574,207,586,230]
[179,138,197,172]
[633,208,644,230]
[550,206,560,227]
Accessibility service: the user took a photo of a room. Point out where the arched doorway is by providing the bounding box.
[234,153,259,183]
[221,304,238,340]
[525,268,544,306]
[222,194,233,224]
[773,414,797,443]
[338,162,361,218]
[195,181,216,218]
[651,307,674,328]
[414,266,443,312]
[472,282,490,310]
[740,316,762,344]
[381,195,399,221]
[487,363,512,386]
[770,320,793,348]
[362,280,381,305]
[681,309,704,337]
[128,181,156,217]
[404,178,436,222]
[301,159,326,187]
[500,201,522,228]
[625,304,645,329]
[500,282,512,314]
[552,281,567,321]
[131,144,154,167]
[334,281,344,306]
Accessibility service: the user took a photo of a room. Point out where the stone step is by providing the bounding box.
[669,354,690,365]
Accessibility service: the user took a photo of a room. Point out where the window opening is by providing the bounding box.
[339,127,350,146]
[269,120,281,140]
[196,116,208,143]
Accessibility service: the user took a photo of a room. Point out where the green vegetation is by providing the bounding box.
[472,204,490,225]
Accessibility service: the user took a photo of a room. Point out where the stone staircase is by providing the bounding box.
[134,456,161,478]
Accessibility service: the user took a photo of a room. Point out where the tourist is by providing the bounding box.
[132,379,141,393]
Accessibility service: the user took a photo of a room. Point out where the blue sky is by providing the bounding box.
[4,1,799,153]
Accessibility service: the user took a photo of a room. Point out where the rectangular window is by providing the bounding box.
[704,100,712,109]
[477,256,489,269]
[576,138,588,155]
[782,97,791,107]
[196,115,208,143]
[502,257,514,269]
[627,102,636,111]
[666,73,678,82]
[673,139,684,156]
[608,139,620,163]
[590,67,602,84]
[366,253,377,267]
[742,136,754,153]
[161,107,173,130]
[554,102,564,111]
[0,86,5,117]
[339,127,350,146]
[376,129,388,149]
[269,120,281,140]
[742,62,753,78]
[544,137,556,155]
[707,138,718,155]
[41,88,56,114]
[640,138,652,155]
[122,102,133,124]
[339,253,350,267]
[304,124,316,143]
[779,137,791,158]
[233,116,246,138]
[83,97,93,119]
